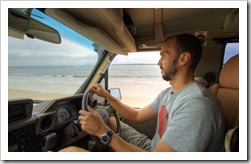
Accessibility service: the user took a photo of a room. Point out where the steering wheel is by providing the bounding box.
[81,90,121,149]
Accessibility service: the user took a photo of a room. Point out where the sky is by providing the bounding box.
[8,35,160,66]
[32,9,94,50]
[8,36,98,66]
[8,8,160,66]
[113,51,160,65]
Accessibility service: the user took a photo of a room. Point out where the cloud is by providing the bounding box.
[8,36,98,66]
[8,36,160,66]
[113,51,160,65]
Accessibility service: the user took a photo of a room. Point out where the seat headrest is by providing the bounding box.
[219,55,239,89]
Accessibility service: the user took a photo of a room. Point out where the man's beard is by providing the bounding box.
[161,58,178,81]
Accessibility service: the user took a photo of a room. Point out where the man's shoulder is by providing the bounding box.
[187,81,214,98]
[178,81,221,107]
[159,87,172,96]
[184,82,222,110]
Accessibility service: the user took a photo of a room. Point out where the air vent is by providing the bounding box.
[41,116,52,131]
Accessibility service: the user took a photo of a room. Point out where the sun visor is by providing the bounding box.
[45,8,137,55]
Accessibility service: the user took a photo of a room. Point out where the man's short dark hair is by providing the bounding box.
[165,34,202,71]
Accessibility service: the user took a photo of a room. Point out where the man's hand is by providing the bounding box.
[58,146,89,152]
[89,84,110,99]
[78,106,109,137]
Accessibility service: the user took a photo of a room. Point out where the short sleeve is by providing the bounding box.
[149,88,170,113]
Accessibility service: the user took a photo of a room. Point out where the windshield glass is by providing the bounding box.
[8,9,99,101]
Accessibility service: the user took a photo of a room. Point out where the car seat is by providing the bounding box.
[209,54,239,151]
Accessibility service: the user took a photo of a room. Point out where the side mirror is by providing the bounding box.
[109,88,121,101]
[8,8,61,44]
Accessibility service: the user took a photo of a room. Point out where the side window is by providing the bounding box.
[223,42,239,64]
[108,52,168,108]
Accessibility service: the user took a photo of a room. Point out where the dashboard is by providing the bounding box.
[8,94,89,152]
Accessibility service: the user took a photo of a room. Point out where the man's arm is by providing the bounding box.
[60,106,176,152]
[80,106,175,152]
[89,84,156,122]
[79,106,146,152]
[153,139,176,152]
[108,132,146,152]
[108,132,176,152]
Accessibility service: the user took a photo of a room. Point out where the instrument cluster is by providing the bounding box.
[55,99,81,128]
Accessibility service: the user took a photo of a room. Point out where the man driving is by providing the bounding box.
[59,34,225,152]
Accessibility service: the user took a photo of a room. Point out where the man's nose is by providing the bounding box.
[157,59,161,66]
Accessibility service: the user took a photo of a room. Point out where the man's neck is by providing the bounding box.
[169,74,194,94]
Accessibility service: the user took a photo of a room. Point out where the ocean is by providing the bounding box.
[109,64,166,85]
[8,65,91,95]
[8,64,169,99]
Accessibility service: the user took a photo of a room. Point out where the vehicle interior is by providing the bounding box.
[6,5,243,157]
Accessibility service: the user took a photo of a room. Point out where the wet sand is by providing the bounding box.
[8,87,162,107]
[8,89,70,101]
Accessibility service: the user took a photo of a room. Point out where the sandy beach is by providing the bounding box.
[8,89,70,101]
[109,82,168,107]
[8,81,168,108]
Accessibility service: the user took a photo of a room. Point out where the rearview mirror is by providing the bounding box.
[8,8,61,44]
[109,88,121,101]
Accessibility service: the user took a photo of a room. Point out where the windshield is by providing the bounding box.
[8,9,99,101]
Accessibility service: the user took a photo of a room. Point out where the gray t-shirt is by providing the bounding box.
[149,81,225,152]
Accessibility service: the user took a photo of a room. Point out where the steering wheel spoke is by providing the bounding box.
[80,90,121,140]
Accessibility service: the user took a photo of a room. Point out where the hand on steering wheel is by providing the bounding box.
[82,91,97,111]
[81,90,121,136]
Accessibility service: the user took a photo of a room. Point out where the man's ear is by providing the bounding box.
[179,52,191,66]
